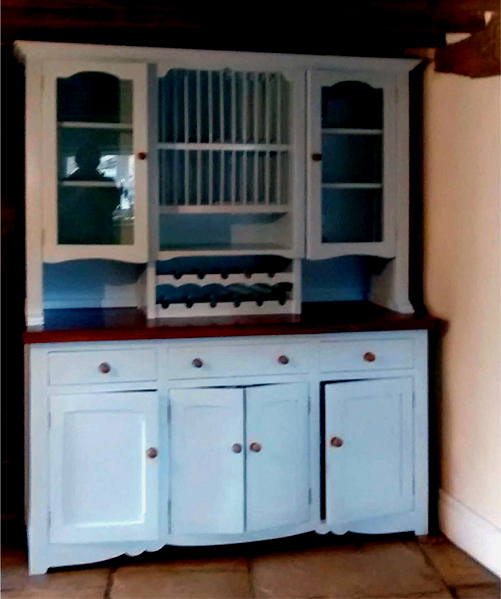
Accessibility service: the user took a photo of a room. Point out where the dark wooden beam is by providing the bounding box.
[435,13,500,76]
[8,0,499,55]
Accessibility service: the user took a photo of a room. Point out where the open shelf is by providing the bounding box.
[58,121,133,130]
[59,181,119,188]
[159,243,291,259]
[322,128,382,135]
[159,204,289,214]
[158,143,290,151]
[322,183,382,190]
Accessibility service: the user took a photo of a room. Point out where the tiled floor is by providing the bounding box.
[2,527,499,599]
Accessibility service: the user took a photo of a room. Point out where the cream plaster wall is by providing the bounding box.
[422,64,501,540]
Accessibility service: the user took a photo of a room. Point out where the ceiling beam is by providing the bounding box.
[435,12,500,76]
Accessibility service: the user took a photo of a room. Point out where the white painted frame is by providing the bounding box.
[306,70,397,260]
[41,61,149,263]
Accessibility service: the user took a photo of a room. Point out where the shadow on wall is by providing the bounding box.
[1,46,27,519]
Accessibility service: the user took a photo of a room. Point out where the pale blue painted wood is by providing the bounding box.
[320,337,414,372]
[48,348,158,386]
[49,392,159,544]
[325,378,414,527]
[246,383,311,531]
[27,331,428,574]
[169,387,245,534]
[167,342,312,380]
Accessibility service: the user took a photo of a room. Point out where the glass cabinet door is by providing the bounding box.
[42,62,148,262]
[307,71,397,260]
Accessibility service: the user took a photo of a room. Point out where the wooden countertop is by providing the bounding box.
[23,302,443,344]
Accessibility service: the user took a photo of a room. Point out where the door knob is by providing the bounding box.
[311,153,323,162]
[192,358,203,368]
[250,442,262,452]
[232,443,242,454]
[136,152,147,160]
[330,437,343,448]
[277,355,289,365]
[146,447,158,458]
[98,362,111,374]
[363,352,376,362]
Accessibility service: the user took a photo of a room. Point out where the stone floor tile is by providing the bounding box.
[418,536,500,588]
[113,544,249,571]
[251,540,449,599]
[454,583,501,598]
[1,564,110,598]
[386,592,454,599]
[111,564,252,598]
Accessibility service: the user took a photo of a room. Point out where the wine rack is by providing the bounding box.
[155,256,299,317]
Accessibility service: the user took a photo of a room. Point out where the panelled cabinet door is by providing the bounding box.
[307,71,397,260]
[246,383,310,531]
[325,378,413,528]
[49,392,159,544]
[169,387,245,534]
[42,61,148,263]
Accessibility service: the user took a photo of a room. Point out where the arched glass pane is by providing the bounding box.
[322,81,382,129]
[56,71,135,245]
[57,72,132,124]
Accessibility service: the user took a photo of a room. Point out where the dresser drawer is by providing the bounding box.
[320,338,414,372]
[167,342,311,379]
[48,348,158,386]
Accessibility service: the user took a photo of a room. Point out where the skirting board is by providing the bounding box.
[439,489,501,577]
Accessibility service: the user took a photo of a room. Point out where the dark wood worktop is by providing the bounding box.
[22,302,443,344]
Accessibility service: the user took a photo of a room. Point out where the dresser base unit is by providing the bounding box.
[26,329,429,574]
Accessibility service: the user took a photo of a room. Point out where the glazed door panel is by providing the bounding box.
[246,383,310,531]
[49,392,159,543]
[169,387,244,535]
[42,61,148,262]
[325,378,413,526]
[307,70,397,260]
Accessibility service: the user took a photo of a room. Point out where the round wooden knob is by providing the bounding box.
[136,152,147,160]
[250,442,262,452]
[278,355,289,365]
[330,437,343,448]
[99,362,111,374]
[192,358,203,369]
[363,352,376,362]
[312,153,323,162]
[232,443,242,454]
[146,447,158,458]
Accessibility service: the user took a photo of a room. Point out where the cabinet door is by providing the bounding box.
[325,379,413,527]
[42,61,148,263]
[246,383,310,531]
[170,387,244,534]
[49,392,159,544]
[307,71,397,260]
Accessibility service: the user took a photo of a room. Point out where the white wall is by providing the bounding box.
[422,64,501,575]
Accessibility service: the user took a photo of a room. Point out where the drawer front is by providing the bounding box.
[320,338,414,372]
[48,349,158,386]
[168,343,311,379]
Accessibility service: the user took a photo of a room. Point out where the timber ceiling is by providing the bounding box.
[1,0,499,57]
